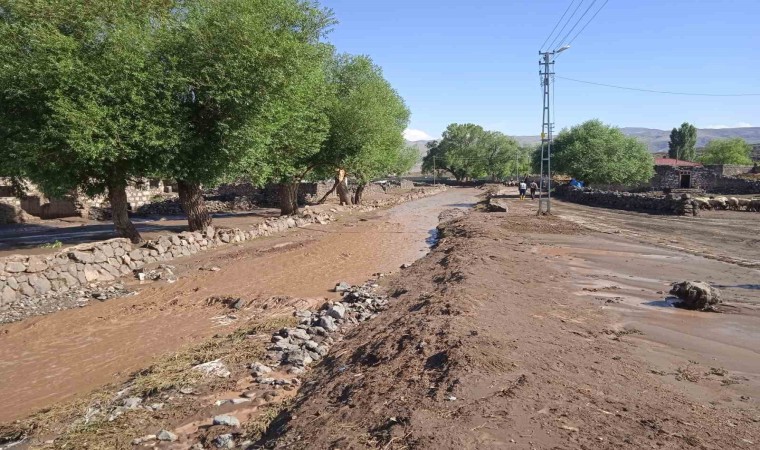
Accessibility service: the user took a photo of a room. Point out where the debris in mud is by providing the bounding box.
[200,265,222,272]
[487,197,509,213]
[669,281,722,311]
[438,208,467,223]
[207,296,245,310]
[135,264,177,283]
[191,359,231,378]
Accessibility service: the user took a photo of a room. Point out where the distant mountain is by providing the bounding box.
[406,126,760,157]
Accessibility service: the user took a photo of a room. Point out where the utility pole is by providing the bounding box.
[433,156,436,185]
[537,45,569,215]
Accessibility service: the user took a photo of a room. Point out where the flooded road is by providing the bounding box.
[536,217,760,406]
[0,188,479,422]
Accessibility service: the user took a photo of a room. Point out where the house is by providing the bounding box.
[652,158,703,189]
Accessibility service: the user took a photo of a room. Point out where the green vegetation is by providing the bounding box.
[421,124,529,181]
[551,120,654,185]
[697,138,753,165]
[0,0,415,238]
[39,240,63,249]
[668,122,698,161]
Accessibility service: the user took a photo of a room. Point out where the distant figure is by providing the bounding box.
[519,181,527,200]
[529,181,538,199]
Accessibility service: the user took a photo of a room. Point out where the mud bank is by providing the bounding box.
[258,205,758,449]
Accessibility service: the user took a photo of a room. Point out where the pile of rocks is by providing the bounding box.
[0,283,135,323]
[672,193,699,216]
[257,281,389,377]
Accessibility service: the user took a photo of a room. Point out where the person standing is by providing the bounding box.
[529,181,538,200]
[518,181,527,200]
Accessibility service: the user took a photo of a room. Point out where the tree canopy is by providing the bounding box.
[668,122,697,161]
[422,124,527,181]
[551,119,654,185]
[697,138,752,165]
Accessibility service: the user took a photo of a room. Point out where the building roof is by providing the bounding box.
[654,158,703,167]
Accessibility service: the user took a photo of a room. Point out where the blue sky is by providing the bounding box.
[320,0,760,140]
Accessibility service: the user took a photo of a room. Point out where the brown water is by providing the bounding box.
[0,188,479,422]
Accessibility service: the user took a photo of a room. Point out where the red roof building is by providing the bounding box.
[653,158,703,167]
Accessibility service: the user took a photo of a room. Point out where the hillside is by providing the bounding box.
[407,126,760,156]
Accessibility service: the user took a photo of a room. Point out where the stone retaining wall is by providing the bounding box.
[0,185,447,321]
[554,185,686,214]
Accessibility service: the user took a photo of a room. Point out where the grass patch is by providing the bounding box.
[39,240,63,249]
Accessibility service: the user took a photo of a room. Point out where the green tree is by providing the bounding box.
[697,138,752,165]
[668,122,698,161]
[0,0,178,242]
[421,124,487,181]
[158,0,333,227]
[481,131,520,180]
[313,54,410,205]
[552,120,654,185]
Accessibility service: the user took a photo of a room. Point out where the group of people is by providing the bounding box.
[518,180,538,200]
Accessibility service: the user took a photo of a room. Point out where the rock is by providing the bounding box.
[326,303,346,320]
[191,359,231,378]
[400,263,412,269]
[250,361,272,376]
[123,397,142,409]
[156,430,178,442]
[287,328,310,341]
[285,349,313,367]
[25,259,47,273]
[132,435,157,445]
[214,433,235,449]
[213,414,240,427]
[4,262,26,273]
[334,281,351,292]
[670,281,721,311]
[487,197,509,213]
[83,266,100,282]
[29,276,51,295]
[318,315,337,332]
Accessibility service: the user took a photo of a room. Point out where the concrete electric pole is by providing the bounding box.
[537,45,569,215]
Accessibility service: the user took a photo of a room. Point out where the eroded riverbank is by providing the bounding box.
[0,188,478,423]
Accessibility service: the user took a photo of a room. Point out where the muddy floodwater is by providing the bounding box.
[0,188,478,422]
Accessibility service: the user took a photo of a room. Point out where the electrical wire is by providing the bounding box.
[555,0,598,49]
[556,75,760,96]
[546,0,585,52]
[567,0,610,45]
[539,0,578,52]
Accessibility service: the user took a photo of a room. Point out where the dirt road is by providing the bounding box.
[0,188,479,423]
[266,194,759,449]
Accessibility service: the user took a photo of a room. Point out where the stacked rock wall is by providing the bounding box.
[554,185,684,214]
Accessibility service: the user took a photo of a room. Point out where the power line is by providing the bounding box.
[567,0,609,45]
[555,0,598,49]
[556,75,760,96]
[539,0,578,52]
[547,0,585,51]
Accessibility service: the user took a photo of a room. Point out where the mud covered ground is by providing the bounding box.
[260,195,759,449]
[2,188,759,449]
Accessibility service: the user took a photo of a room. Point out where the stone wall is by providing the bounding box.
[648,164,760,195]
[554,185,689,215]
[0,210,334,314]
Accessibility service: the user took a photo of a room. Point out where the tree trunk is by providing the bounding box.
[177,180,212,232]
[107,181,142,243]
[353,183,366,205]
[279,181,300,216]
[316,180,338,204]
[336,169,352,205]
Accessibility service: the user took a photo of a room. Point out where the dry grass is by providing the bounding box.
[2,315,298,449]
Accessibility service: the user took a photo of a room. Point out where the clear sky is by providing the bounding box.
[319,0,760,140]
